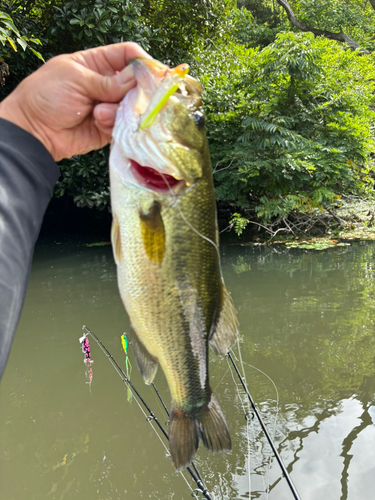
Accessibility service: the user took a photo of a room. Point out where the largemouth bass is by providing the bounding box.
[109,58,239,470]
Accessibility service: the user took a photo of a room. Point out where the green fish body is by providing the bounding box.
[110,58,238,470]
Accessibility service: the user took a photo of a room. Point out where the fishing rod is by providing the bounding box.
[81,326,213,500]
[227,352,301,500]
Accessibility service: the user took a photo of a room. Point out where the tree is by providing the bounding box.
[142,0,236,63]
[276,0,375,53]
[193,30,375,222]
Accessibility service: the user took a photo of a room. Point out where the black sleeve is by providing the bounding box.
[0,118,60,380]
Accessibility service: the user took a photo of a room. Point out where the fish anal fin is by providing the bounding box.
[129,326,158,384]
[209,285,239,357]
[111,214,122,265]
[169,394,231,471]
[139,200,165,264]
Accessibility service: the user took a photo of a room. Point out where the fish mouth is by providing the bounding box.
[111,58,203,193]
[129,159,184,194]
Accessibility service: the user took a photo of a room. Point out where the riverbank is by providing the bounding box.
[227,196,375,250]
[41,195,375,250]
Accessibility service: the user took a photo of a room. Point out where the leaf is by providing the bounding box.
[1,19,20,36]
[96,32,104,44]
[28,47,45,62]
[16,37,27,51]
[29,38,43,46]
[6,37,17,51]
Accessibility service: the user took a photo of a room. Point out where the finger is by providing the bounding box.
[93,103,119,130]
[77,42,152,75]
[94,124,113,139]
[82,64,136,103]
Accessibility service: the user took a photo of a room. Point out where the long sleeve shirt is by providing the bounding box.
[0,118,59,380]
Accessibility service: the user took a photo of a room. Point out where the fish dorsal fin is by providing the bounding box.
[129,326,158,384]
[209,284,239,357]
[111,214,122,265]
[139,200,165,264]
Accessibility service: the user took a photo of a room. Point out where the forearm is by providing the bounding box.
[0,118,59,379]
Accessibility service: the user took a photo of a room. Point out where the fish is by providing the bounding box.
[109,57,239,470]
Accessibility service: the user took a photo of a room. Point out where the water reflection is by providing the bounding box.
[1,238,375,499]
[222,241,375,499]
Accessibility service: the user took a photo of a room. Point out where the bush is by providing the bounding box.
[193,31,375,222]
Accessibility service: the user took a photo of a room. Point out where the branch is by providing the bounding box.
[276,0,369,54]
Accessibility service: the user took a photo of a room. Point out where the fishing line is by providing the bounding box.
[227,354,252,500]
[213,366,230,392]
[151,382,169,418]
[227,351,301,500]
[81,326,214,500]
[159,171,222,268]
[230,344,275,498]
[239,356,280,498]
[233,339,254,497]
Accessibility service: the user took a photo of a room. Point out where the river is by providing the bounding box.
[1,236,375,499]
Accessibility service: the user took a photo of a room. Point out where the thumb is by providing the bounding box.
[83,65,136,103]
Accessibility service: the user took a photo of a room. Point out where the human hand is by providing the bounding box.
[0,42,151,161]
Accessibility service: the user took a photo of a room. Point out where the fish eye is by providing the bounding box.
[194,111,205,127]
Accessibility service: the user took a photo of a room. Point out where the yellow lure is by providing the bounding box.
[139,63,190,130]
[121,333,132,402]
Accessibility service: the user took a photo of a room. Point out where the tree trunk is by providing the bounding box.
[276,0,369,54]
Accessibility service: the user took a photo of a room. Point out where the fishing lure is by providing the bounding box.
[138,63,190,130]
[121,333,132,402]
[79,333,94,391]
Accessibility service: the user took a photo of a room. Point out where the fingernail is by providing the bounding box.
[116,65,134,86]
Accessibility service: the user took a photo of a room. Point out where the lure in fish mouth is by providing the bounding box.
[111,58,205,195]
[109,57,239,471]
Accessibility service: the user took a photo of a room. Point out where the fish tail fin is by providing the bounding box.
[169,394,231,471]
[196,394,231,455]
[169,406,199,471]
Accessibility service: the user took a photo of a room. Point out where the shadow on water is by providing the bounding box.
[1,234,375,499]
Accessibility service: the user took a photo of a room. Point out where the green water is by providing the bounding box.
[1,237,375,500]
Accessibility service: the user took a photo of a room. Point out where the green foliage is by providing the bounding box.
[194,30,375,222]
[0,2,51,97]
[2,1,375,221]
[0,9,43,59]
[143,0,236,64]
[55,148,110,209]
[230,212,250,235]
[51,0,157,52]
[231,6,279,49]
[291,0,375,51]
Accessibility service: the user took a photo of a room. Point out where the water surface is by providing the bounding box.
[1,237,375,499]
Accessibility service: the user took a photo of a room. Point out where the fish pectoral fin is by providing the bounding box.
[139,200,165,264]
[129,326,158,384]
[111,214,122,265]
[209,284,239,357]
